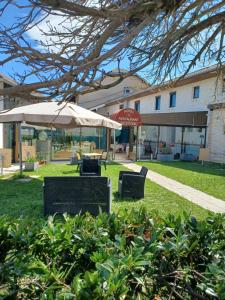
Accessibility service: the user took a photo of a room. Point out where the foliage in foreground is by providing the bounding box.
[0,210,224,300]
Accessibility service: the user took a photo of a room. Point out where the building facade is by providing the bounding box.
[0,73,43,163]
[1,67,225,163]
[81,66,225,163]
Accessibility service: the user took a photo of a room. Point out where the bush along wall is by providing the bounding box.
[0,209,224,299]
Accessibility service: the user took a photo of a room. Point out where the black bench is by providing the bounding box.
[118,166,148,199]
[43,176,111,216]
[80,159,101,176]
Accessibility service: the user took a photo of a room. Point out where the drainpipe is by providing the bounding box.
[18,122,23,176]
[138,126,141,161]
[204,127,207,148]
[136,126,138,161]
[0,154,3,175]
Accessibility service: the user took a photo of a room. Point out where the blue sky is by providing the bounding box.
[0,1,219,85]
[0,1,35,82]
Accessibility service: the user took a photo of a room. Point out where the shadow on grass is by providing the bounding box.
[142,160,225,177]
[113,191,143,203]
[62,170,79,175]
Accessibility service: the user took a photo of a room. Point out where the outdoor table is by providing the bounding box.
[83,152,102,159]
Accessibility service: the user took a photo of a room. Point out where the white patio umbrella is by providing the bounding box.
[0,101,121,129]
[0,101,122,174]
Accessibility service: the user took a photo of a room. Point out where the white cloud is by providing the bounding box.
[27,13,81,53]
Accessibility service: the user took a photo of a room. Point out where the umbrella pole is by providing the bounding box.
[98,128,101,149]
[50,127,53,161]
[79,127,82,153]
[18,122,23,176]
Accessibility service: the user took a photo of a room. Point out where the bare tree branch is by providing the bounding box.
[0,0,224,101]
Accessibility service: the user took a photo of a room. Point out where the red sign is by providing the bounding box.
[111,108,142,126]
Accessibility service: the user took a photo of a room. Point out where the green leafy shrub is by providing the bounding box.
[25,156,38,163]
[0,210,224,299]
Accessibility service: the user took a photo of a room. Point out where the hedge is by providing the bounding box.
[0,209,224,299]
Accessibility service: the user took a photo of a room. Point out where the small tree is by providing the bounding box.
[0,0,225,102]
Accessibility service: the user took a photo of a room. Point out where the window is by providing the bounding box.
[124,87,132,95]
[193,86,200,98]
[169,92,176,107]
[222,77,225,93]
[119,104,124,109]
[134,100,140,112]
[155,96,161,110]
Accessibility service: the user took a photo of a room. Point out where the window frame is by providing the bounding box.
[169,92,176,108]
[193,86,200,99]
[134,100,140,112]
[155,95,161,111]
[124,86,131,95]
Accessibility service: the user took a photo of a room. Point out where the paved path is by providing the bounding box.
[122,163,225,213]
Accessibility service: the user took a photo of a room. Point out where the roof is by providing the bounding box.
[0,73,17,86]
[79,69,150,93]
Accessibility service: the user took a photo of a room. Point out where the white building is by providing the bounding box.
[1,66,225,163]
[79,66,225,163]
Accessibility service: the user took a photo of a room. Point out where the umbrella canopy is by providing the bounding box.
[0,101,122,130]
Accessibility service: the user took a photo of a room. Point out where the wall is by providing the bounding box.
[0,81,4,148]
[79,75,149,110]
[208,108,225,163]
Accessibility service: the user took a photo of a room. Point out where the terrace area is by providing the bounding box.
[2,160,225,219]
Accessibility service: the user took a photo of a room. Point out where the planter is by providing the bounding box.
[157,153,174,161]
[25,161,39,171]
[180,153,196,161]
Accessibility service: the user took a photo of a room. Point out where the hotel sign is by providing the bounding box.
[111,108,142,126]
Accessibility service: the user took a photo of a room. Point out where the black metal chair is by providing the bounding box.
[80,158,101,176]
[118,166,148,199]
[43,176,111,216]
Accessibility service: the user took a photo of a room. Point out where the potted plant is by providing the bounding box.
[157,147,174,161]
[24,157,39,171]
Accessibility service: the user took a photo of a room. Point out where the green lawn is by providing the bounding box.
[0,163,209,219]
[138,161,225,200]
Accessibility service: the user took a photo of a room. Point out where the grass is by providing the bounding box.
[0,163,209,219]
[137,161,225,200]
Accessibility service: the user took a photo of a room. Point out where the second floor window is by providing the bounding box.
[155,96,161,110]
[193,86,200,98]
[169,92,176,108]
[119,104,124,109]
[135,100,140,112]
[124,87,132,95]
